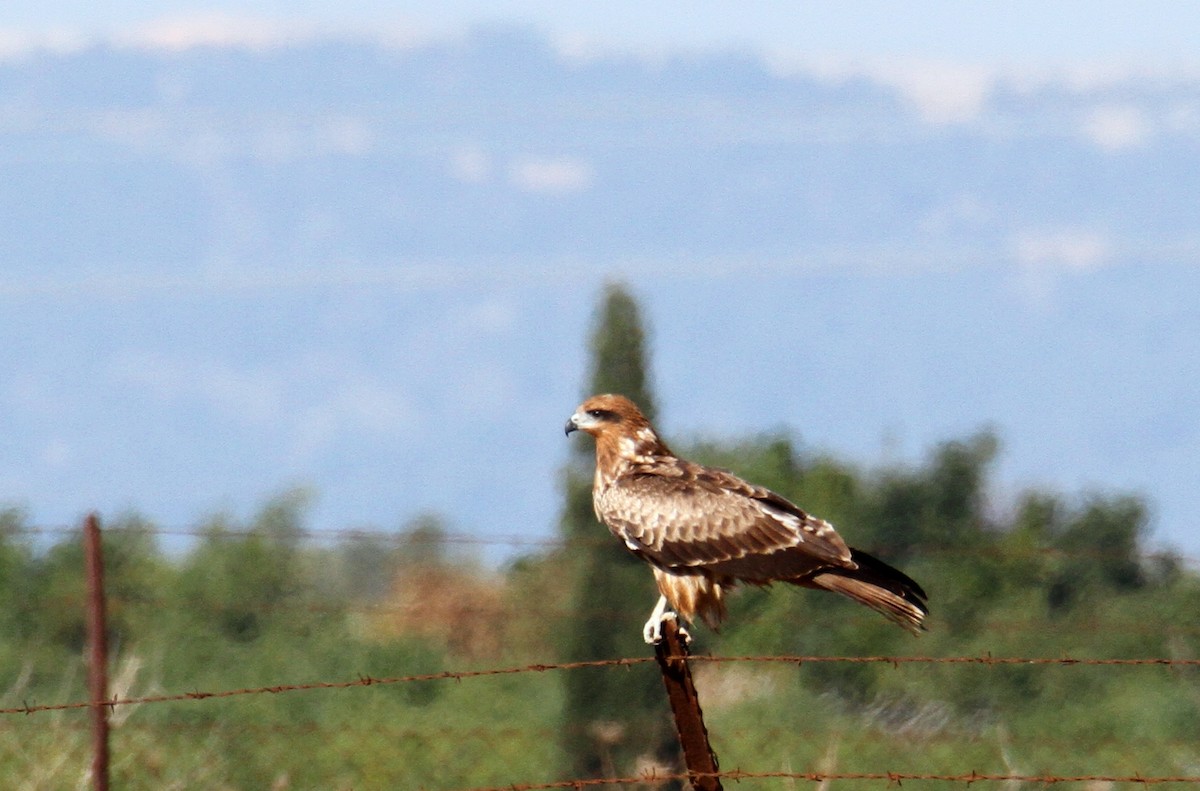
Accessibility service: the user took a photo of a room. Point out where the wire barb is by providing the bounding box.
[454,770,1200,791]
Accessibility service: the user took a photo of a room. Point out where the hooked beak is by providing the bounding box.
[564,415,579,436]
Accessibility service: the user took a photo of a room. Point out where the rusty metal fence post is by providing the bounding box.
[83,513,110,791]
[654,618,722,791]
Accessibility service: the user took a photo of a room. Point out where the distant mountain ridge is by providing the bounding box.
[3,26,1198,275]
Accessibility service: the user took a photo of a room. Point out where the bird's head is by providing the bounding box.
[564,393,642,437]
[565,394,670,459]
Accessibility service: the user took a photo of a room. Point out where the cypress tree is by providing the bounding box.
[559,283,675,782]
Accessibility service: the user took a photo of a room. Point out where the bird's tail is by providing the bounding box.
[806,549,929,635]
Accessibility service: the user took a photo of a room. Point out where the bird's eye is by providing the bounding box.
[587,409,616,421]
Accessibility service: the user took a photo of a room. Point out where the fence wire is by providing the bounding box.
[456,770,1200,790]
[4,652,1197,717]
[6,523,1194,564]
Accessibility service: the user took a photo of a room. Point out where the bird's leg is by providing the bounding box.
[642,595,670,644]
[642,595,691,645]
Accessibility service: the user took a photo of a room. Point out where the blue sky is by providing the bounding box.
[4,1,1200,68]
[2,3,1199,561]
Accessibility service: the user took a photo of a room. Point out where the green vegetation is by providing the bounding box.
[1,286,1197,789]
[0,437,1196,789]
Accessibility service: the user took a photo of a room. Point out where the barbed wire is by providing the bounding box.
[0,657,654,716]
[696,653,1200,668]
[5,523,1191,564]
[6,523,563,549]
[455,769,1200,790]
[4,652,1197,718]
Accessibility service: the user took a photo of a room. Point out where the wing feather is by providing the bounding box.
[597,458,853,580]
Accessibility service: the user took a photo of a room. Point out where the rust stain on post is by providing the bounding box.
[83,513,110,791]
[654,619,722,791]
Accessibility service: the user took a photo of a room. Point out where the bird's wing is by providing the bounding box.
[597,458,853,576]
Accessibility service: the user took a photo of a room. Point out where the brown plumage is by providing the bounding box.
[565,393,928,643]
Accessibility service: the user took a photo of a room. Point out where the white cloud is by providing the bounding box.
[450,146,493,184]
[776,55,1200,134]
[114,13,318,52]
[107,350,418,460]
[776,56,995,125]
[97,114,375,165]
[917,194,996,236]
[1011,228,1113,306]
[110,351,284,424]
[1164,101,1200,134]
[1081,104,1151,152]
[508,155,594,194]
[881,61,996,125]
[291,378,417,458]
[0,27,88,60]
[1051,61,1200,93]
[1015,228,1112,272]
[39,438,74,469]
[322,117,375,156]
[251,126,305,163]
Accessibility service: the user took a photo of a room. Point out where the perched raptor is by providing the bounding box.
[565,393,928,644]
